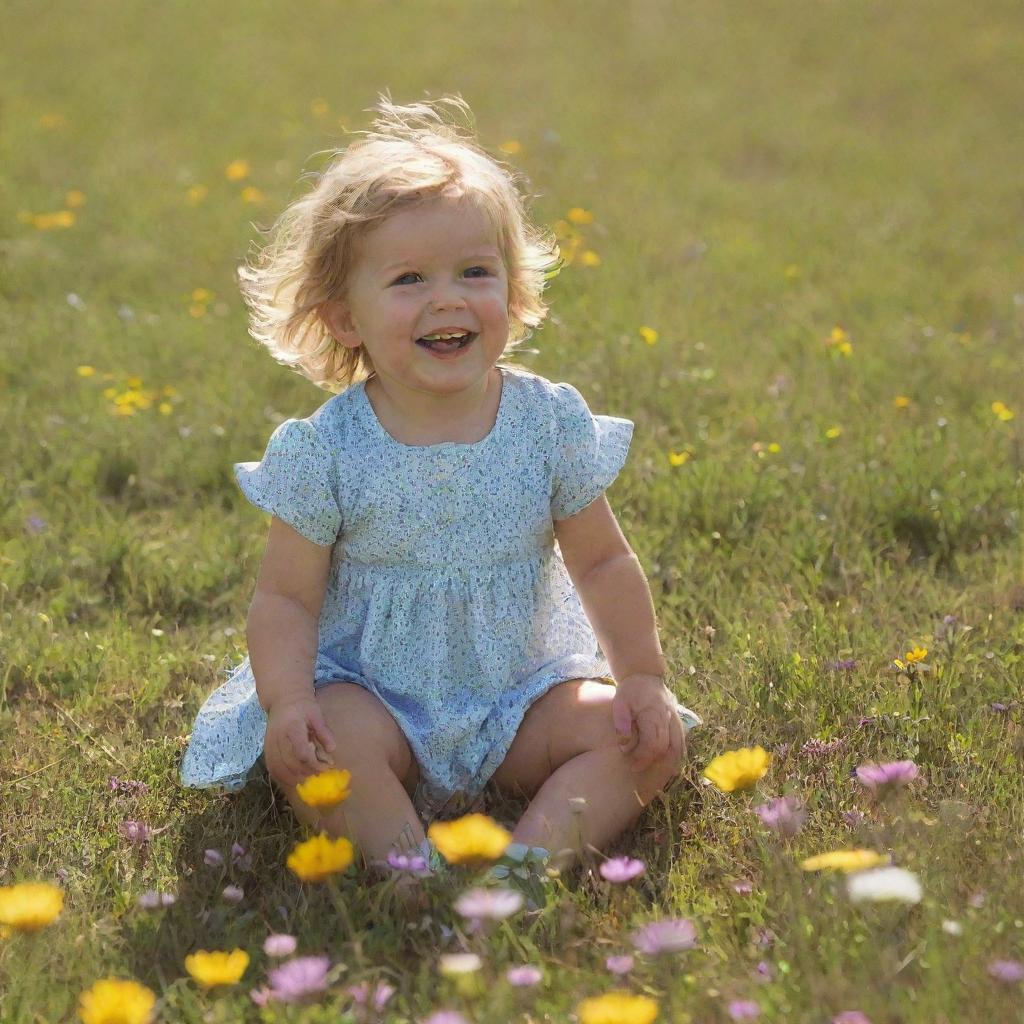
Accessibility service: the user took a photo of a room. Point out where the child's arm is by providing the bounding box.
[248,517,337,781]
[555,495,682,772]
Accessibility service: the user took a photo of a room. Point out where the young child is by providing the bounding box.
[180,93,701,874]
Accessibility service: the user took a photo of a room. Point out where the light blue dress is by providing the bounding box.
[180,365,701,822]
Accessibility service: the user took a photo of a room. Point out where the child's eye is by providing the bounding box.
[391,267,491,286]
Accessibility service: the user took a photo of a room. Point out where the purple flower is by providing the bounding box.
[599,856,646,883]
[855,760,919,793]
[108,777,148,795]
[26,516,47,534]
[827,659,857,671]
[988,959,1024,984]
[833,1014,872,1024]
[631,918,698,955]
[753,796,806,838]
[203,848,225,867]
[267,955,331,1004]
[991,702,1009,713]
[755,928,775,949]
[231,842,253,870]
[250,987,271,1006]
[386,850,430,876]
[606,955,634,976]
[505,965,543,987]
[348,981,396,1009]
[120,820,152,846]
[222,884,244,903]
[728,1000,761,1020]
[842,809,866,828]
[421,1013,470,1024]
[731,880,754,895]
[137,889,175,909]
[263,933,297,957]
[453,887,523,922]
[755,961,774,982]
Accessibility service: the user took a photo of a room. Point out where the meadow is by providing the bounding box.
[2,1,1023,1021]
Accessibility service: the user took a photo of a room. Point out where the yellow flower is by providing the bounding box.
[784,263,802,280]
[65,190,86,208]
[224,159,250,181]
[78,978,156,1024]
[240,186,265,204]
[0,882,64,931]
[296,768,352,808]
[703,747,771,792]
[567,207,594,224]
[77,365,96,377]
[577,991,659,1024]
[310,98,329,116]
[801,849,887,873]
[668,450,690,467]
[158,402,173,415]
[893,395,912,409]
[824,425,842,439]
[185,185,208,205]
[904,646,928,664]
[39,112,67,129]
[639,326,659,345]
[189,304,207,318]
[830,326,849,344]
[498,140,522,155]
[580,250,602,267]
[184,949,249,988]
[428,813,511,865]
[286,833,355,882]
[992,401,1014,421]
[190,288,214,304]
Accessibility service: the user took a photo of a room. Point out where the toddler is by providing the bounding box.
[180,93,701,873]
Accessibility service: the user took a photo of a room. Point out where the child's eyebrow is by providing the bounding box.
[380,250,501,273]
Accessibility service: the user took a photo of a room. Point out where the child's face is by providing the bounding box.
[321,195,510,397]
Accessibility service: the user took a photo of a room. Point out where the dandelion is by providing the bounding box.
[267,955,331,1004]
[800,850,887,873]
[703,747,771,792]
[855,760,919,793]
[631,918,698,954]
[184,949,249,988]
[576,991,659,1024]
[753,796,806,838]
[606,954,635,976]
[78,978,156,1024]
[987,959,1024,984]
[0,882,64,931]
[286,833,355,882]
[453,887,523,922]
[296,768,352,808]
[846,866,922,904]
[639,326,659,345]
[506,965,543,987]
[599,856,646,883]
[264,933,298,957]
[728,1000,761,1020]
[428,813,511,865]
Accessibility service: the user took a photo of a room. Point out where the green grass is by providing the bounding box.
[2,1,1024,1021]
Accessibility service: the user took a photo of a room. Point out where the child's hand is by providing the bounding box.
[611,674,684,774]
[265,695,337,789]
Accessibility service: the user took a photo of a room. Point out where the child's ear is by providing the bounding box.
[318,300,361,349]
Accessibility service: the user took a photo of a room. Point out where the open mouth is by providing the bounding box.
[415,331,477,353]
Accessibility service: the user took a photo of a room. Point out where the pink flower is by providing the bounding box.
[606,955,634,976]
[137,889,175,909]
[231,842,252,870]
[267,955,331,1004]
[250,987,272,1006]
[833,1013,872,1024]
[753,796,806,838]
[599,856,646,883]
[203,848,225,867]
[855,760,919,793]
[264,933,298,957]
[505,965,542,987]
[348,980,396,1010]
[731,880,754,895]
[988,959,1024,984]
[755,961,774,982]
[728,999,760,1020]
[120,820,152,846]
[222,884,244,903]
[420,1013,470,1024]
[453,887,523,922]
[631,918,698,955]
[386,850,430,876]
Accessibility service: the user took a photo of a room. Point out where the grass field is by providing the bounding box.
[2,1,1024,1021]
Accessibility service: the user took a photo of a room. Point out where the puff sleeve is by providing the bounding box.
[233,418,342,546]
[549,382,634,520]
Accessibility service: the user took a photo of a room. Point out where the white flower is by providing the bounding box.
[846,866,922,905]
[941,919,963,936]
[439,953,482,976]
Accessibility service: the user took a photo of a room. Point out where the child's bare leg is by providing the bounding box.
[265,682,425,868]
[489,680,683,868]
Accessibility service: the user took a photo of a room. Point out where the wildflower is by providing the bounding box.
[0,882,64,930]
[987,959,1024,983]
[576,991,659,1024]
[222,884,244,903]
[753,796,806,838]
[296,768,352,808]
[991,401,1014,421]
[137,890,175,909]
[755,961,774,982]
[631,918,698,954]
[506,965,543,987]
[267,955,331,1004]
[729,1000,761,1020]
[77,365,96,377]
[581,250,602,267]
[439,953,482,976]
[842,810,866,828]
[893,396,911,409]
[826,658,857,671]
[224,159,250,181]
[185,184,208,204]
[904,646,928,664]
[606,955,634,975]
[386,850,430,876]
[668,450,691,466]
[846,866,922,904]
[286,833,355,882]
[240,186,266,204]
[833,1013,872,1024]
[348,980,396,1010]
[599,856,646,883]
[421,1012,470,1024]
[264,933,298,957]
[184,948,249,988]
[941,919,963,936]
[203,848,225,867]
[824,425,843,439]
[428,813,511,865]
[801,737,846,758]
[26,516,47,534]
[78,978,156,1024]
[731,880,754,895]
[231,842,253,870]
[639,326,659,345]
[120,820,152,846]
[567,207,594,224]
[453,887,523,922]
[703,747,771,792]
[855,760,919,793]
[800,850,887,873]
[499,140,522,155]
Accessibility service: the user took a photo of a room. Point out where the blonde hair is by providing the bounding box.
[237,92,562,392]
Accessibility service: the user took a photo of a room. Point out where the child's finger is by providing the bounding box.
[309,713,337,758]
[630,714,668,772]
